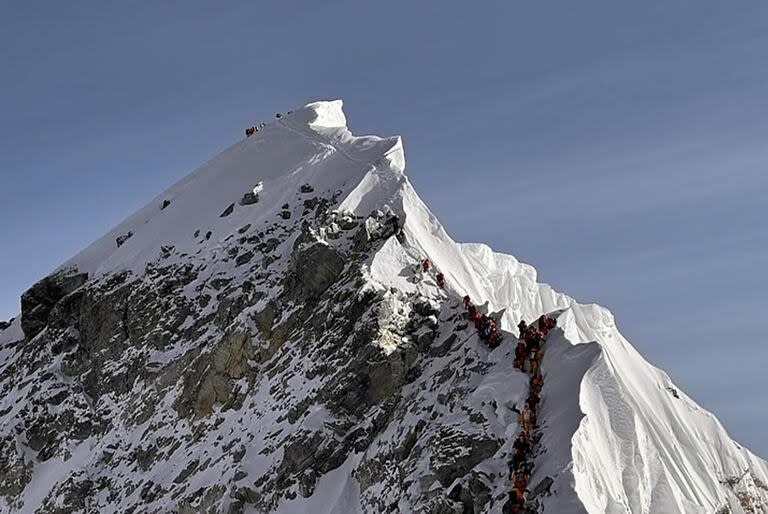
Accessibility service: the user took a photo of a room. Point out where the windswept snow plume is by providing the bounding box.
[0,100,765,514]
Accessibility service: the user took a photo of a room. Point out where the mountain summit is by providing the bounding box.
[1,100,766,513]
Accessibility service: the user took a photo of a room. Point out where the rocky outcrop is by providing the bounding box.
[188,330,255,417]
[285,242,346,302]
[116,231,134,247]
[0,435,32,500]
[20,268,88,340]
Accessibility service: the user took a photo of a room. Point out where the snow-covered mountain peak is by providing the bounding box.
[1,100,766,514]
[60,100,405,280]
[295,99,348,129]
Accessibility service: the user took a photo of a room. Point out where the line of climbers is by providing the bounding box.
[420,258,446,290]
[244,111,295,137]
[462,295,503,349]
[505,314,556,513]
[416,246,559,511]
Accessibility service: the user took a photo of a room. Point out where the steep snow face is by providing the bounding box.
[365,161,768,511]
[1,99,766,514]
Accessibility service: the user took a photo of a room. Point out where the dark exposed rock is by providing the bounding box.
[116,231,134,247]
[235,251,254,267]
[220,203,236,217]
[366,343,418,403]
[0,435,32,497]
[240,192,259,205]
[285,243,345,302]
[300,184,314,193]
[161,199,171,210]
[298,469,317,498]
[20,269,88,340]
[431,429,500,487]
[530,476,554,499]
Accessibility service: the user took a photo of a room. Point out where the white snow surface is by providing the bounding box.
[11,99,767,513]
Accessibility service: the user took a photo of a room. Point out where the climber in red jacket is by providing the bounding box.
[436,272,445,288]
[421,258,430,272]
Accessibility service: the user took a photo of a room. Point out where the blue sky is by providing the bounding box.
[1,2,766,455]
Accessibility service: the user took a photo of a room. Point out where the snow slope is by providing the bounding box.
[2,99,766,513]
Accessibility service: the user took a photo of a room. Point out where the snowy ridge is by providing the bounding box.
[359,159,768,512]
[1,99,766,514]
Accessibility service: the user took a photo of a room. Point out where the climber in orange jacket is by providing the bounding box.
[520,401,536,434]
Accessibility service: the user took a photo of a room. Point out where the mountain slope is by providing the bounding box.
[0,100,765,514]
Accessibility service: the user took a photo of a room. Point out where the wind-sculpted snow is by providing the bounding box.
[0,100,766,513]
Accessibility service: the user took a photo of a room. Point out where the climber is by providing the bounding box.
[546,315,557,331]
[397,227,406,243]
[513,472,528,501]
[503,489,526,514]
[488,329,503,348]
[528,389,540,410]
[529,347,542,375]
[245,126,256,137]
[463,295,472,308]
[525,329,541,353]
[507,489,526,514]
[479,315,492,340]
[530,371,543,395]
[513,433,531,460]
[520,401,536,434]
[436,272,445,288]
[517,320,527,339]
[473,312,483,331]
[276,112,283,118]
[537,315,556,337]
[514,341,528,371]
[421,258,431,272]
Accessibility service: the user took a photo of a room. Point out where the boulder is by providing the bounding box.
[115,231,133,247]
[220,203,235,217]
